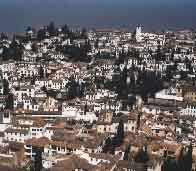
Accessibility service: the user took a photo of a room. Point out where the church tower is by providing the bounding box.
[136,26,142,42]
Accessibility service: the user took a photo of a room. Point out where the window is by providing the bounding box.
[155,129,159,134]
[4,113,9,118]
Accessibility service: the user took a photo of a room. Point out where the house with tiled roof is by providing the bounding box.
[97,114,138,134]
[4,128,29,143]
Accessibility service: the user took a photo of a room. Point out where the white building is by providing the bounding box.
[136,26,142,42]
[180,104,196,117]
[155,88,183,101]
[4,128,29,143]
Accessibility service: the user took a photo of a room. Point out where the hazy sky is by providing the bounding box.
[0,0,196,33]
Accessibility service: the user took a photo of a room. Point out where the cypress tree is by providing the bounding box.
[116,119,124,146]
[34,147,43,171]
[123,144,131,160]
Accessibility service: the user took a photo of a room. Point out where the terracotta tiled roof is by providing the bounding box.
[25,137,51,147]
[89,153,120,163]
[51,155,93,171]
[33,117,46,127]
[67,143,81,149]
[0,165,20,171]
[51,141,66,148]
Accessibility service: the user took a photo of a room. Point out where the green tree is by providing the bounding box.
[62,24,70,36]
[114,119,124,146]
[34,147,43,171]
[5,93,14,110]
[103,137,115,154]
[183,144,193,171]
[123,144,131,160]
[3,79,9,95]
[37,29,45,41]
[47,21,57,36]
[81,28,88,39]
[134,146,149,163]
[66,77,78,99]
[39,66,44,79]
[184,57,192,72]
[31,43,38,53]
[95,38,99,49]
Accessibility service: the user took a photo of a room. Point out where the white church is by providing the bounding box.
[135,26,166,46]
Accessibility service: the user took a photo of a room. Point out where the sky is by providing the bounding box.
[0,0,196,33]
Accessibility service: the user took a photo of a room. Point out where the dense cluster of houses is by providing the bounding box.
[0,26,196,171]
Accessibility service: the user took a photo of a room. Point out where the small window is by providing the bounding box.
[4,113,9,118]
[155,129,159,134]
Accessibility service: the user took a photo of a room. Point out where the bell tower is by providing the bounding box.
[136,26,142,42]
